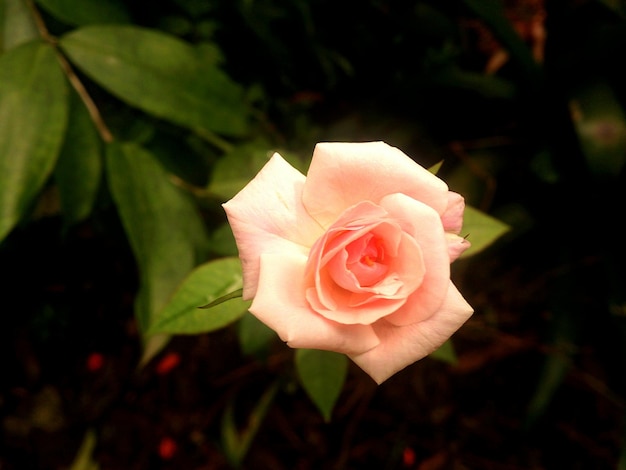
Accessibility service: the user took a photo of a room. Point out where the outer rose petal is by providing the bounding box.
[349,281,473,384]
[302,142,450,228]
[223,153,324,299]
[441,192,466,234]
[447,233,471,262]
[378,194,450,326]
[250,252,381,355]
[441,192,470,261]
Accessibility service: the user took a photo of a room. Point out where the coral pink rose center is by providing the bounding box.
[304,202,430,326]
[345,234,388,287]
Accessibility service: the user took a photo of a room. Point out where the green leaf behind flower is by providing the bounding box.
[207,141,308,200]
[460,205,510,258]
[429,339,458,364]
[208,222,239,256]
[238,312,277,358]
[149,257,250,335]
[295,349,348,422]
[428,160,444,175]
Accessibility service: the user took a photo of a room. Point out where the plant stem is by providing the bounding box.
[55,52,115,143]
[25,0,114,143]
[194,128,234,154]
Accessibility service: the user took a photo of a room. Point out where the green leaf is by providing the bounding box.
[208,142,306,200]
[54,89,102,225]
[198,288,243,309]
[570,81,626,177]
[1,0,39,53]
[295,349,348,422]
[525,268,581,428]
[221,381,279,468]
[208,222,239,256]
[69,429,99,470]
[0,41,69,243]
[238,312,277,358]
[59,25,248,136]
[35,0,129,26]
[525,343,571,428]
[460,205,509,258]
[207,142,276,200]
[149,258,250,335]
[220,403,240,468]
[429,339,458,365]
[428,160,444,175]
[105,142,209,361]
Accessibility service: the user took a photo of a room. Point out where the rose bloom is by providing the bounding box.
[223,142,473,383]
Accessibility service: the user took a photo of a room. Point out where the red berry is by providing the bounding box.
[156,352,181,375]
[403,446,416,467]
[158,436,177,460]
[86,352,104,372]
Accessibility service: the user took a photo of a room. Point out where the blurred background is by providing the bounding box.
[1,0,625,468]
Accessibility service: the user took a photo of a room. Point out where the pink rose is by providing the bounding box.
[223,142,473,383]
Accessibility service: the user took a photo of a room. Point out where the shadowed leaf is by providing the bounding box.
[60,25,248,136]
[429,339,458,364]
[106,142,209,362]
[0,41,68,243]
[36,0,129,26]
[54,89,102,225]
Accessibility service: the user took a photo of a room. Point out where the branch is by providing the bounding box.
[25,0,114,143]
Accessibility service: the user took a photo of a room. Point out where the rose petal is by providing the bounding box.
[342,233,389,287]
[322,222,402,292]
[447,233,471,262]
[304,201,426,326]
[327,241,392,292]
[306,284,408,326]
[223,153,324,299]
[302,142,450,228]
[305,202,397,311]
[349,281,474,384]
[250,252,381,355]
[441,192,466,234]
[379,193,450,326]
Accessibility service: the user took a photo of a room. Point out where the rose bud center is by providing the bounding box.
[346,234,388,287]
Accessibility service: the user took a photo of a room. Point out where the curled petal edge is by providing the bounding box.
[349,281,473,384]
